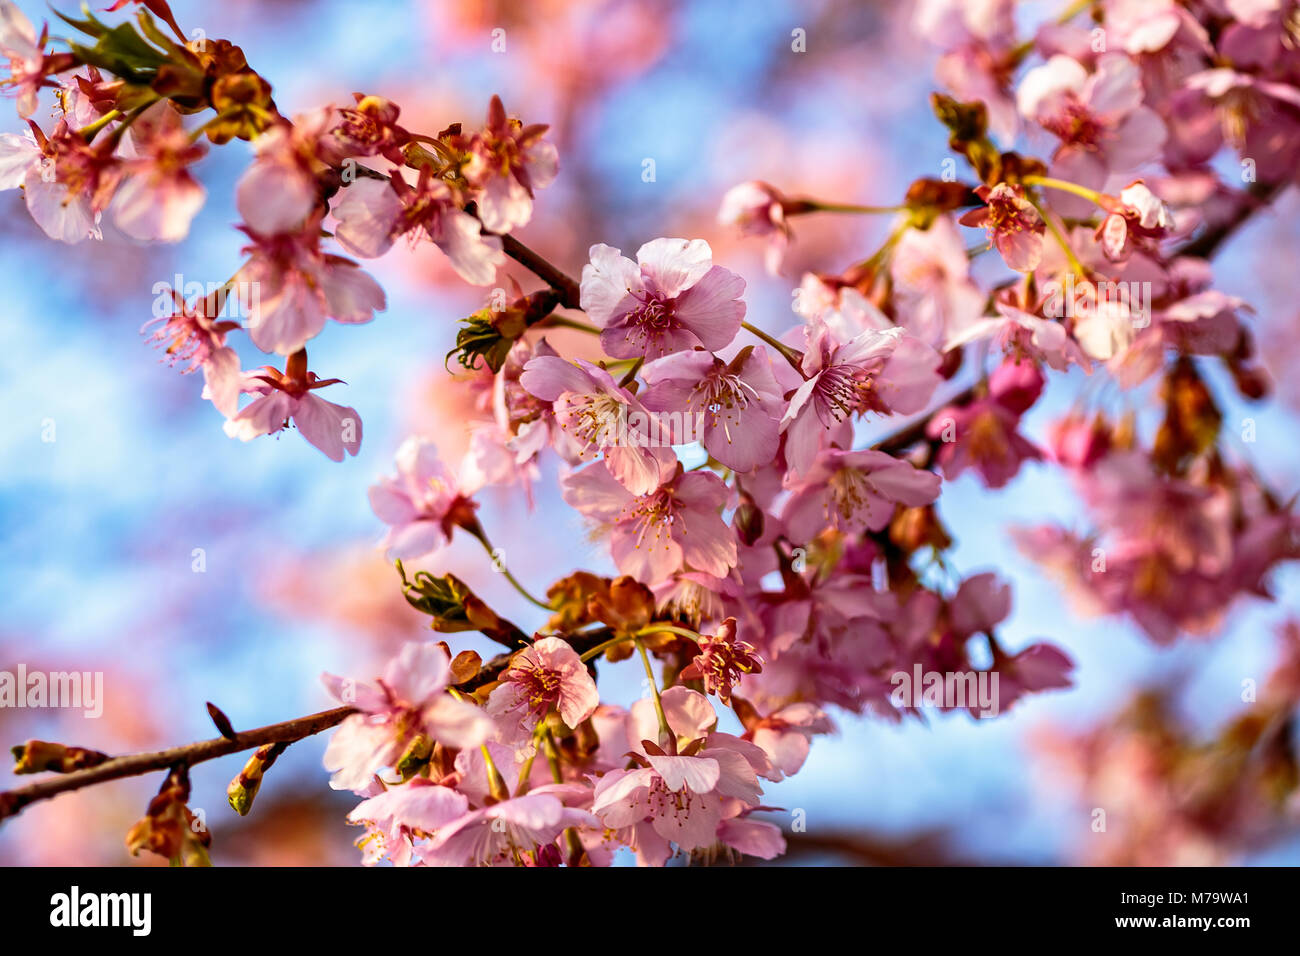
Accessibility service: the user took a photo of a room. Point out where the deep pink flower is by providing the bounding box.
[488,636,600,734]
[680,618,764,705]
[561,459,737,585]
[321,641,493,792]
[580,238,746,359]
[959,183,1045,273]
[368,438,480,561]
[927,398,1041,489]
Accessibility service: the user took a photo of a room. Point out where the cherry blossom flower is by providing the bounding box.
[520,354,675,495]
[346,781,468,866]
[234,114,330,237]
[321,642,493,792]
[561,459,737,585]
[580,239,746,360]
[680,618,763,705]
[946,293,1092,373]
[928,360,1043,488]
[461,95,557,234]
[639,345,786,472]
[591,687,768,853]
[781,326,941,475]
[0,119,117,242]
[316,94,410,166]
[142,289,242,418]
[782,448,942,542]
[959,183,1045,272]
[0,0,54,118]
[112,102,206,242]
[234,213,386,355]
[368,438,481,561]
[420,786,598,867]
[717,180,792,274]
[487,636,600,735]
[889,216,987,348]
[743,702,836,779]
[1017,54,1167,208]
[222,354,363,461]
[331,169,506,285]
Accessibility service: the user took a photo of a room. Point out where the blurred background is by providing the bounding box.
[1,0,1298,865]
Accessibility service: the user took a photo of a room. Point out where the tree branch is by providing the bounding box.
[0,706,356,823]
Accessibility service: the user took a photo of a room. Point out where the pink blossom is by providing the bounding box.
[591,688,768,852]
[0,120,117,242]
[331,169,506,285]
[561,459,737,585]
[717,181,791,274]
[234,214,386,355]
[639,345,786,472]
[1017,54,1166,209]
[142,289,242,418]
[781,327,941,475]
[113,102,206,242]
[520,354,675,495]
[222,357,363,461]
[782,448,942,542]
[679,618,763,705]
[316,94,410,166]
[321,641,493,792]
[0,0,48,118]
[580,239,746,359]
[346,780,468,866]
[461,95,557,234]
[889,217,987,348]
[959,183,1045,272]
[946,294,1092,373]
[367,438,480,561]
[927,372,1042,488]
[745,702,836,779]
[234,115,329,237]
[487,636,600,734]
[420,787,598,867]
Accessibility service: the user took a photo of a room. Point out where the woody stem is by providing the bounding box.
[0,707,356,822]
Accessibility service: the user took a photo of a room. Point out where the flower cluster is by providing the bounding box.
[3,0,1298,868]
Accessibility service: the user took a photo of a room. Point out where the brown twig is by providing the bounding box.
[0,707,357,823]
